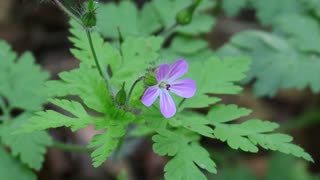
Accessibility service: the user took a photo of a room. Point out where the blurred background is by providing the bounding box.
[1,0,319,179]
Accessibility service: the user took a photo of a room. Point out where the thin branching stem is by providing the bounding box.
[52,0,112,90]
[85,29,107,79]
[126,76,145,106]
[52,0,82,25]
[159,23,178,39]
[178,98,186,109]
[0,98,11,124]
[52,141,93,153]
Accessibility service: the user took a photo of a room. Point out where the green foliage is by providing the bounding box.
[211,152,318,180]
[135,55,312,180]
[153,129,217,180]
[96,1,162,39]
[222,0,248,17]
[0,147,36,180]
[179,56,250,109]
[218,30,320,96]
[252,0,305,25]
[274,14,320,53]
[152,0,215,35]
[266,153,319,180]
[221,0,305,25]
[18,1,315,179]
[110,36,163,88]
[0,40,51,179]
[69,20,120,71]
[0,41,49,111]
[96,0,215,39]
[0,114,52,170]
[22,62,137,167]
[88,126,125,167]
[21,20,144,168]
[207,104,313,162]
[22,99,95,132]
[219,0,320,96]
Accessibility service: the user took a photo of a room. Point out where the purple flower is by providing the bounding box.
[141,59,196,118]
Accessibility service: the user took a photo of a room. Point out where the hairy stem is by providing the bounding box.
[0,98,11,124]
[52,0,82,25]
[85,29,108,80]
[178,98,186,109]
[126,76,145,105]
[114,131,127,160]
[52,0,112,90]
[159,23,178,39]
[52,141,93,153]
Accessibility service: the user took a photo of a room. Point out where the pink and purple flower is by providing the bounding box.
[141,59,196,118]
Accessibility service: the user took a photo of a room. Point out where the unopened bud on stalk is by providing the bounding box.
[175,0,202,25]
[82,0,97,27]
[115,82,127,106]
[144,72,157,87]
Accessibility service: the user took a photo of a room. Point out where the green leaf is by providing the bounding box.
[111,36,163,90]
[171,56,250,110]
[208,104,313,161]
[218,30,320,96]
[16,16,159,172]
[169,113,214,138]
[179,94,220,110]
[152,0,215,35]
[250,134,313,162]
[69,20,122,71]
[0,147,36,180]
[170,36,209,55]
[222,0,248,16]
[96,1,162,39]
[0,40,49,111]
[208,104,251,123]
[252,0,305,25]
[274,14,320,53]
[153,129,216,180]
[46,64,112,113]
[188,56,251,95]
[21,99,95,132]
[0,40,50,176]
[0,114,52,170]
[88,127,124,167]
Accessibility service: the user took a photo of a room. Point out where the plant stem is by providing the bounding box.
[52,141,93,153]
[52,0,82,25]
[159,23,178,39]
[114,132,127,160]
[85,29,107,79]
[52,0,112,89]
[178,98,186,109]
[0,98,11,124]
[126,76,145,105]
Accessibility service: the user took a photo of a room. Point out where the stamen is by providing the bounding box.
[166,84,171,90]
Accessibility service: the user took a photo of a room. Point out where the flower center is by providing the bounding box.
[159,81,171,90]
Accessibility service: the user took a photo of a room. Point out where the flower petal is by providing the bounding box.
[160,90,176,118]
[156,64,170,82]
[167,59,189,82]
[141,86,160,106]
[170,78,196,98]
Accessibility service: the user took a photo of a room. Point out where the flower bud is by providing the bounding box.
[82,12,97,27]
[82,0,97,28]
[175,0,202,25]
[115,82,127,106]
[144,72,157,86]
[176,8,193,25]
